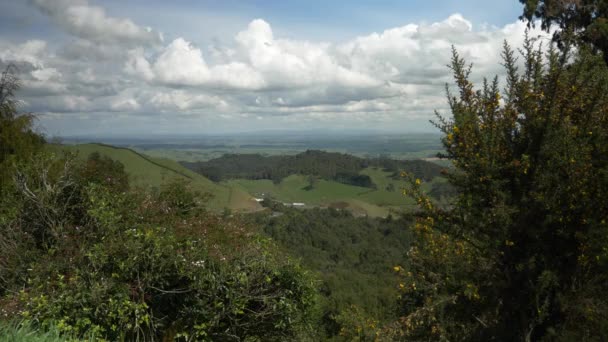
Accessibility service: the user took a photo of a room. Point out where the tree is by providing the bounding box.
[305,175,318,191]
[78,152,129,192]
[520,0,608,64]
[0,65,44,187]
[397,37,608,340]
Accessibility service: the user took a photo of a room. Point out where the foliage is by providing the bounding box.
[0,65,44,190]
[0,151,317,341]
[182,150,443,186]
[249,203,413,339]
[0,320,89,342]
[397,38,608,340]
[520,0,608,64]
[77,152,129,192]
[333,305,383,342]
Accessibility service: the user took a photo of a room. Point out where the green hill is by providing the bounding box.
[47,143,261,212]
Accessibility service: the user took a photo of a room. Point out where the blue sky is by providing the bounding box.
[95,0,524,46]
[0,0,545,136]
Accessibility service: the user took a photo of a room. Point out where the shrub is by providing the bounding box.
[1,153,317,341]
[397,37,608,340]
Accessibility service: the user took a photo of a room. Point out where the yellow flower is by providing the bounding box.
[415,179,421,185]
[393,266,401,272]
[453,126,460,133]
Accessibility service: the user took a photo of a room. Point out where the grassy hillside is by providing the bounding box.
[47,143,261,212]
[224,167,445,217]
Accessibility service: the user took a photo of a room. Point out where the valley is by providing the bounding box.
[51,135,450,218]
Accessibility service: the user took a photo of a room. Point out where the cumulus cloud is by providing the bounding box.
[149,90,229,111]
[336,14,529,86]
[127,19,379,92]
[110,97,140,112]
[2,4,553,134]
[31,0,162,46]
[125,38,265,89]
[234,19,379,89]
[0,40,48,69]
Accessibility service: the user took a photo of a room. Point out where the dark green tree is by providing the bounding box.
[396,38,608,340]
[0,65,44,188]
[78,152,129,192]
[520,0,608,64]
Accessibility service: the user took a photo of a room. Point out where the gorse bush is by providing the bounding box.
[397,37,608,340]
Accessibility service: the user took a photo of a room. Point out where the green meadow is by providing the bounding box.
[224,167,447,217]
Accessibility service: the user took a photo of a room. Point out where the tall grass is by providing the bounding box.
[0,321,96,342]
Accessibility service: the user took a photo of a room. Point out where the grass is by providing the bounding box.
[0,321,92,342]
[47,143,442,217]
[47,143,261,213]
[224,169,434,217]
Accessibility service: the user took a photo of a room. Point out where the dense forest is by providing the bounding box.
[182,150,444,187]
[249,202,414,337]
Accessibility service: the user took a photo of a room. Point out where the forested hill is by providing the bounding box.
[181,150,444,186]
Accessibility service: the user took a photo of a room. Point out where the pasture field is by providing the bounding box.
[224,168,445,217]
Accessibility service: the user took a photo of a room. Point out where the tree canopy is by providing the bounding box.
[0,65,44,187]
[520,0,608,63]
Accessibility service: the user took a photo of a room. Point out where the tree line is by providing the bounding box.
[182,150,445,188]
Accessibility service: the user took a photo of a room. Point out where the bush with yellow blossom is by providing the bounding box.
[396,36,608,341]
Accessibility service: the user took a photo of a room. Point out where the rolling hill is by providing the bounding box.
[47,143,261,212]
[45,144,448,217]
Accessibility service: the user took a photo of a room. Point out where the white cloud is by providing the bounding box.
[127,38,265,90]
[0,40,48,68]
[31,0,162,46]
[3,5,553,134]
[152,38,209,85]
[125,48,155,82]
[149,90,229,111]
[110,97,140,112]
[234,19,379,89]
[129,19,378,91]
[31,67,61,82]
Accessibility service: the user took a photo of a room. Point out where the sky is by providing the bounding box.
[0,0,551,137]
